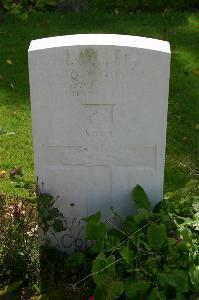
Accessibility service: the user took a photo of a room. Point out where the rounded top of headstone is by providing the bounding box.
[29,34,170,54]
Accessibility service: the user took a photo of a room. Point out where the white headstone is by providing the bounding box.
[28,34,170,250]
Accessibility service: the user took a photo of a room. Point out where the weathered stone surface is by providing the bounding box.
[28,34,170,250]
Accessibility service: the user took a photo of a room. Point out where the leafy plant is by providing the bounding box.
[0,194,40,295]
[68,180,199,299]
[1,0,60,19]
[1,180,198,299]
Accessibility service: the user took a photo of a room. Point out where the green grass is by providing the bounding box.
[0,11,198,197]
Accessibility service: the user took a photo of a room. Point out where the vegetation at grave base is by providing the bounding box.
[1,181,199,299]
[63,181,199,299]
[0,193,40,299]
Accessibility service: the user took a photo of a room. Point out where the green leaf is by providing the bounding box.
[94,286,107,300]
[107,280,124,299]
[86,220,107,240]
[0,281,22,295]
[180,227,192,242]
[146,288,160,300]
[176,291,186,300]
[158,273,168,288]
[89,239,105,253]
[52,219,64,232]
[84,212,107,240]
[134,208,152,225]
[65,251,86,269]
[84,212,101,223]
[166,269,189,292]
[147,224,167,250]
[37,193,54,207]
[125,279,150,298]
[132,185,151,210]
[189,264,199,291]
[120,244,133,264]
[124,216,139,234]
[94,281,124,300]
[92,253,115,286]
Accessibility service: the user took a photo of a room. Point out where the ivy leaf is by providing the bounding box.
[125,279,150,298]
[92,253,115,286]
[189,264,199,291]
[132,185,151,210]
[146,288,160,300]
[147,224,167,250]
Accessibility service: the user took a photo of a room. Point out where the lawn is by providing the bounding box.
[0,11,198,197]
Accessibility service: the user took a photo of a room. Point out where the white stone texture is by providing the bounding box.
[28,34,170,250]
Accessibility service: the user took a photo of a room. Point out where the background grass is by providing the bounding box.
[0,11,198,197]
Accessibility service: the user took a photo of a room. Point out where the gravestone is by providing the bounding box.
[28,34,171,250]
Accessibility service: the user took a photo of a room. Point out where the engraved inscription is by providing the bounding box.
[47,146,88,165]
[46,145,156,169]
[70,70,95,97]
[83,104,114,134]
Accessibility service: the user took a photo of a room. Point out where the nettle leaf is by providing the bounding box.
[146,288,160,300]
[65,251,86,269]
[189,264,199,291]
[125,279,150,298]
[132,185,151,210]
[147,224,167,250]
[92,253,115,286]
[120,244,133,264]
[166,269,189,292]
